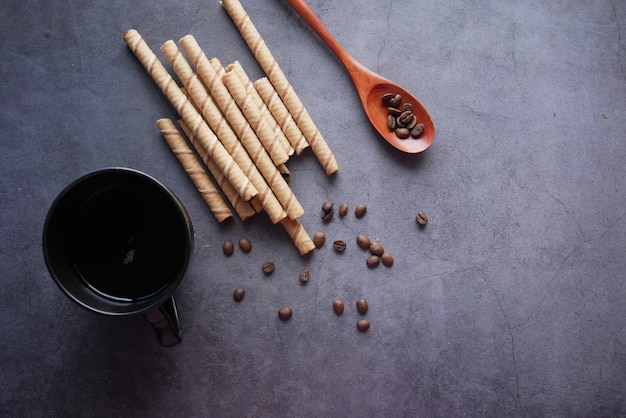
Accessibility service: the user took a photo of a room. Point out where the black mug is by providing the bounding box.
[43,168,193,347]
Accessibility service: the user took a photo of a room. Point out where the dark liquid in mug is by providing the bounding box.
[71,183,187,302]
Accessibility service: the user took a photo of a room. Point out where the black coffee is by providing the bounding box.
[71,183,187,302]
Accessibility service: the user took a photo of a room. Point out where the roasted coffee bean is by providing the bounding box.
[395,127,411,139]
[338,203,348,217]
[406,115,418,130]
[223,241,235,256]
[366,255,380,268]
[411,123,424,138]
[369,242,384,256]
[357,319,370,332]
[262,261,275,274]
[356,234,371,250]
[333,240,347,252]
[398,110,414,126]
[387,114,397,130]
[356,299,369,314]
[416,211,429,226]
[322,200,334,213]
[388,106,402,117]
[278,307,293,321]
[333,299,345,315]
[313,231,326,248]
[381,253,394,267]
[238,237,252,253]
[321,210,334,222]
[355,203,367,218]
[233,287,245,302]
[299,268,310,284]
[388,94,403,108]
[381,93,395,106]
[402,103,414,113]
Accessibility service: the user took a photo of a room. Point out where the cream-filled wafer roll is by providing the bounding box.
[123,29,258,202]
[226,61,293,158]
[222,70,304,219]
[254,77,308,156]
[280,217,315,256]
[221,0,339,176]
[178,119,256,221]
[222,65,289,167]
[160,40,285,224]
[157,118,233,222]
[179,37,302,219]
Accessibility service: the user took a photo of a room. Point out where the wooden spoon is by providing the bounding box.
[285,0,435,154]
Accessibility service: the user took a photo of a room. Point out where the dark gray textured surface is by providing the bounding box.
[1,0,625,416]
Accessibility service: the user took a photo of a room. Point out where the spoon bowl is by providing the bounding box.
[285,0,435,154]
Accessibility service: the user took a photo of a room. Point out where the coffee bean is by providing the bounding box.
[395,127,410,139]
[356,299,368,314]
[357,319,370,332]
[406,115,418,130]
[238,237,252,253]
[322,200,334,213]
[356,234,371,250]
[278,307,293,321]
[299,268,310,284]
[398,110,414,126]
[416,211,428,226]
[223,241,234,256]
[321,210,334,222]
[402,103,414,113]
[338,203,348,218]
[389,94,403,108]
[369,242,384,256]
[366,255,380,268]
[262,261,275,274]
[332,299,345,315]
[233,287,245,302]
[388,107,402,117]
[387,114,397,130]
[355,203,367,218]
[381,93,395,106]
[381,253,394,267]
[313,231,326,248]
[411,123,424,138]
[333,240,347,253]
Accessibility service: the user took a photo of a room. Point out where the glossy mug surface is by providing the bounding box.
[43,168,193,346]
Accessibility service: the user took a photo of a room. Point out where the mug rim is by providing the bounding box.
[42,167,193,316]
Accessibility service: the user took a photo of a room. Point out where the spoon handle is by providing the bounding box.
[285,0,365,75]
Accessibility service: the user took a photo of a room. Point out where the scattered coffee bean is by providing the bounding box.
[233,287,245,302]
[333,299,345,315]
[338,203,348,218]
[299,268,310,284]
[366,255,381,268]
[357,319,370,332]
[356,234,371,250]
[395,127,410,139]
[416,211,429,226]
[356,299,369,315]
[355,203,367,218]
[278,307,293,321]
[333,240,347,253]
[369,242,384,257]
[411,123,424,138]
[321,210,334,222]
[381,253,394,267]
[238,237,252,253]
[313,231,326,248]
[322,200,334,213]
[223,241,235,256]
[262,261,275,274]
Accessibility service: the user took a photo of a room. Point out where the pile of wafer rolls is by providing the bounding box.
[123,1,338,255]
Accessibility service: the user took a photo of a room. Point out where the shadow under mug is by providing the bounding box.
[43,168,193,347]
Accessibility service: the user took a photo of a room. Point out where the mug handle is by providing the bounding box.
[145,296,182,347]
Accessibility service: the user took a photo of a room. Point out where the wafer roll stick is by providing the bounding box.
[178,119,256,221]
[226,61,294,158]
[157,118,233,222]
[223,70,304,219]
[254,77,309,156]
[280,217,315,256]
[160,40,284,224]
[221,0,339,175]
[222,64,289,167]
[123,29,258,202]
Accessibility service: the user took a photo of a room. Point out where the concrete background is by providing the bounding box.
[1,0,625,416]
